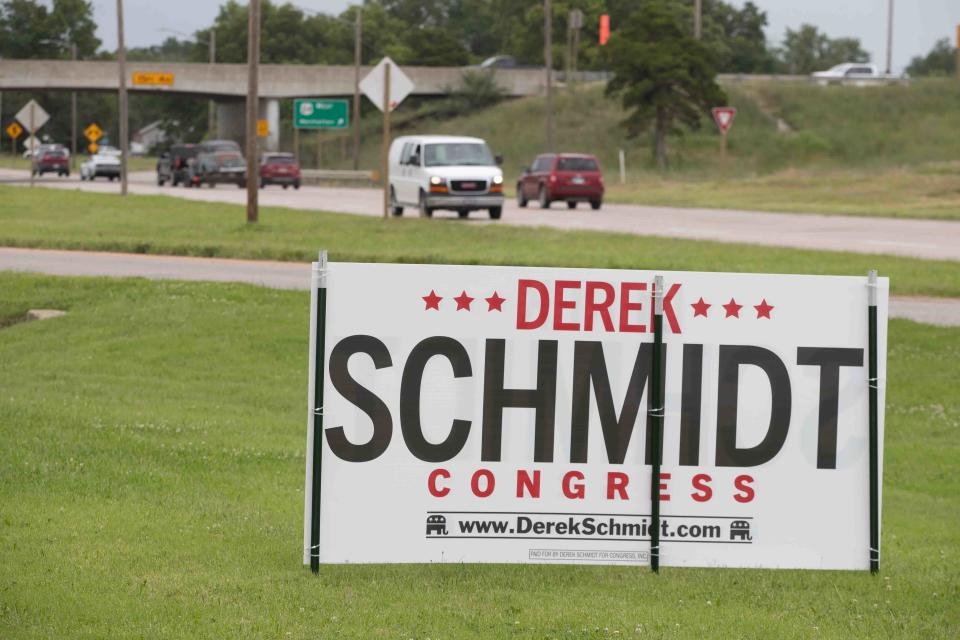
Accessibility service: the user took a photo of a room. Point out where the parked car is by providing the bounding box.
[388,135,504,219]
[516,153,604,210]
[156,143,198,186]
[188,140,246,188]
[80,153,121,181]
[259,152,301,189]
[31,147,70,177]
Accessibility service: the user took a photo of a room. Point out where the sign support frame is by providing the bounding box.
[649,275,665,573]
[868,269,880,574]
[382,62,391,220]
[306,250,328,574]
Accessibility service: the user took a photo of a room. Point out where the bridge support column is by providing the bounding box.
[216,98,280,152]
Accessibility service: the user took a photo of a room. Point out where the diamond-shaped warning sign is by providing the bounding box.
[711,107,737,134]
[6,121,23,139]
[84,123,103,142]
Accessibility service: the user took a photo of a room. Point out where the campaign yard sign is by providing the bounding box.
[304,262,888,570]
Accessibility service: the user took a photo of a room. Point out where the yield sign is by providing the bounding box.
[15,99,50,133]
[359,57,414,112]
[711,107,737,134]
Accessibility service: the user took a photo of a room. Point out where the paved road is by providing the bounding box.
[2,247,957,326]
[3,169,958,262]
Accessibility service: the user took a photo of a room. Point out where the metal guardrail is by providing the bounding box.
[300,169,375,184]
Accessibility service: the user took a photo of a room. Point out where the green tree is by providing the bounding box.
[777,24,869,74]
[694,0,775,73]
[906,38,956,77]
[604,0,726,170]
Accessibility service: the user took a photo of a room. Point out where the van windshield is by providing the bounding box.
[424,142,494,167]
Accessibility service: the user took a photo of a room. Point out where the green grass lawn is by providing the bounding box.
[1,185,958,299]
[605,163,960,220]
[0,272,957,638]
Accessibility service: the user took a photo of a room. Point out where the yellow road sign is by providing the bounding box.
[88,142,99,154]
[84,123,103,142]
[5,122,23,139]
[132,72,175,86]
[257,119,269,137]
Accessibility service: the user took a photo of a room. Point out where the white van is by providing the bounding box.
[388,135,505,219]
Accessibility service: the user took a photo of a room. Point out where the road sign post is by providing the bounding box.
[15,99,50,188]
[711,107,737,158]
[359,57,413,221]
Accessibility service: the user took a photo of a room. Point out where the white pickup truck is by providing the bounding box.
[811,63,900,86]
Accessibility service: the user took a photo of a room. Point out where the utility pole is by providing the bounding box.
[209,30,216,137]
[885,0,893,75]
[246,0,261,223]
[352,8,362,170]
[71,43,77,171]
[694,0,702,39]
[544,0,554,152]
[116,0,128,196]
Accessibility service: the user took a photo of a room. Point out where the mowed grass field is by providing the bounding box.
[0,271,957,638]
[1,185,959,298]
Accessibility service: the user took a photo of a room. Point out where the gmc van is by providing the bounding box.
[389,135,504,219]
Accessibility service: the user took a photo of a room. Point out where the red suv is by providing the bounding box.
[516,153,603,210]
[32,147,70,177]
[259,152,301,189]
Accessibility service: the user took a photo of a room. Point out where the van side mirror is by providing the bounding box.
[409,153,420,166]
[495,154,504,166]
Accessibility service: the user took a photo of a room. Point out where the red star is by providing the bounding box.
[754,299,774,319]
[422,290,442,311]
[454,291,474,311]
[722,298,743,318]
[485,291,506,312]
[691,297,711,318]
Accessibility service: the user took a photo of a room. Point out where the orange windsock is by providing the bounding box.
[599,14,610,46]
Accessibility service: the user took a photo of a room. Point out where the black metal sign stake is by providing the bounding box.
[649,275,665,574]
[867,269,880,574]
[310,251,328,574]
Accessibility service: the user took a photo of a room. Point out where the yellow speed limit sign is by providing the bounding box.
[6,121,23,139]
[84,123,103,142]
[88,142,99,154]
[257,119,269,137]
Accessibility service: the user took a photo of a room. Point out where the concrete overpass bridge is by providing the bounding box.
[0,60,547,149]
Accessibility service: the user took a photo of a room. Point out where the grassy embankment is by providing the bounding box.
[1,185,958,298]
[328,79,960,220]
[0,272,957,638]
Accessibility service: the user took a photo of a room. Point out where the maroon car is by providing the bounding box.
[32,147,70,177]
[259,152,301,189]
[516,153,604,210]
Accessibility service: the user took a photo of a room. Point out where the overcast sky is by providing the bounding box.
[85,0,959,73]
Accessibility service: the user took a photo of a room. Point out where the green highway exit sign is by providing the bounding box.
[294,99,349,130]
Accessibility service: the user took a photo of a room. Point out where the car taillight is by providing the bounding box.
[549,174,557,183]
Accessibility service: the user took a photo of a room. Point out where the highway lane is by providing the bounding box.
[2,168,958,262]
[1,247,957,326]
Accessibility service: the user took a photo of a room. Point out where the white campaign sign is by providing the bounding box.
[305,263,888,569]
